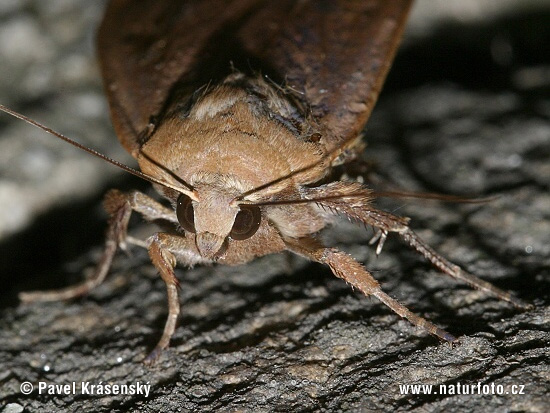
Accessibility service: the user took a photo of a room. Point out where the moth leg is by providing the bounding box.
[124,190,178,225]
[285,237,457,342]
[358,208,532,309]
[18,189,132,302]
[143,233,179,364]
[143,232,209,364]
[18,189,177,302]
[306,182,531,309]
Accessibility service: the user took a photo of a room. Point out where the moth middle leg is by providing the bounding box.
[285,237,458,342]
[144,232,211,364]
[304,181,531,309]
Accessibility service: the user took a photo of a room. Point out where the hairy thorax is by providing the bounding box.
[136,75,331,264]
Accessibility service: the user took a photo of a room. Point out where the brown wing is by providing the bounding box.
[98,0,413,156]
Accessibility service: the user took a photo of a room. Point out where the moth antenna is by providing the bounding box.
[242,194,366,207]
[239,181,372,207]
[242,186,496,208]
[0,104,195,198]
[371,190,497,204]
[236,137,359,203]
[138,150,194,192]
[235,163,320,203]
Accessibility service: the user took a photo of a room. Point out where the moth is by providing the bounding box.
[1,0,530,363]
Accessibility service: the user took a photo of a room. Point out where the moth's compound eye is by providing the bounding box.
[176,193,196,233]
[230,205,261,240]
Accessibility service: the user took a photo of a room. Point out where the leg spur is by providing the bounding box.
[305,181,531,309]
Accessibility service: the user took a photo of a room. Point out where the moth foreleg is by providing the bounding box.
[125,190,179,225]
[18,189,176,302]
[284,237,457,343]
[18,189,133,302]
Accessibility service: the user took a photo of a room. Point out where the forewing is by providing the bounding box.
[98,0,412,156]
[237,0,413,151]
[98,0,264,156]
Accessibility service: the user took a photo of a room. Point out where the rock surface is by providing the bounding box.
[0,1,548,412]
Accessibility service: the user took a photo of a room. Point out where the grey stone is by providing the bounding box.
[0,1,548,412]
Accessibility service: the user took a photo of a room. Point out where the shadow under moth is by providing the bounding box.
[1,0,530,363]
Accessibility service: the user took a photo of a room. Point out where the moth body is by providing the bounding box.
[137,74,331,263]
[4,0,530,363]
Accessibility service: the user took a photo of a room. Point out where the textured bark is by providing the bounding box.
[0,1,548,412]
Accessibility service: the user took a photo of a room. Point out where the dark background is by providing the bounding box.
[0,1,548,411]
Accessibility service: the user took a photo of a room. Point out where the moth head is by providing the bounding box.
[175,178,261,259]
